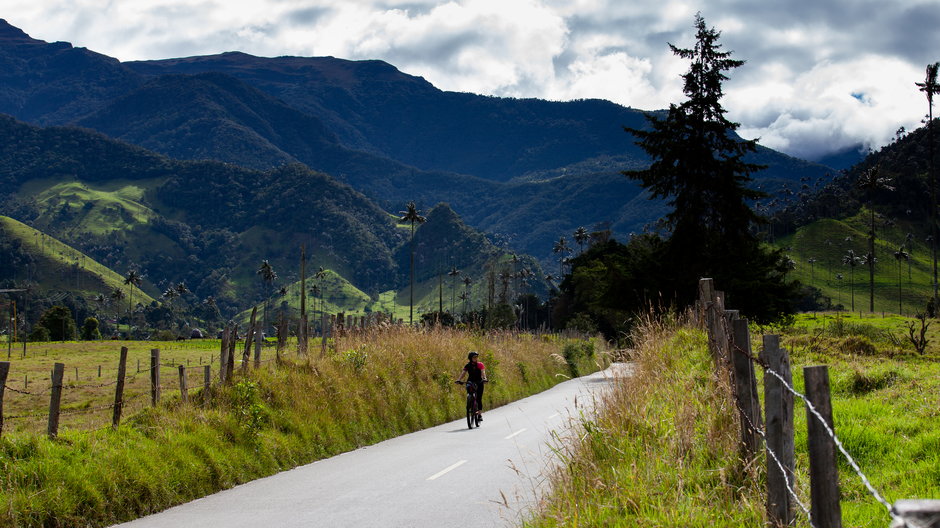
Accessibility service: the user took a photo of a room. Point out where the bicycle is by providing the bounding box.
[456,380,486,429]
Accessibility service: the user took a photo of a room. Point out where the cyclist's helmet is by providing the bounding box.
[467,351,480,360]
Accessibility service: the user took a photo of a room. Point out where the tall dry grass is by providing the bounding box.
[527,313,764,526]
[0,326,604,527]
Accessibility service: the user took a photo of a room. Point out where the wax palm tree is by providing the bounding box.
[857,166,893,311]
[894,246,910,314]
[807,257,817,288]
[917,62,940,307]
[553,236,571,275]
[447,266,461,313]
[835,273,844,309]
[162,287,179,330]
[123,269,142,314]
[573,226,589,255]
[398,202,426,325]
[462,276,472,313]
[843,250,861,311]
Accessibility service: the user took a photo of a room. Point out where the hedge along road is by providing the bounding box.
[113,363,632,528]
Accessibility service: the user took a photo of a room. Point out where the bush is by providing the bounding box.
[80,317,101,341]
[28,325,50,342]
[152,329,177,341]
[838,336,877,356]
[565,312,598,334]
[562,341,596,377]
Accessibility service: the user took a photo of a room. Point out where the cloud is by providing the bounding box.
[3,0,938,161]
[733,55,925,161]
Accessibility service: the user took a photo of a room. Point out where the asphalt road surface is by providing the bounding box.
[114,363,630,528]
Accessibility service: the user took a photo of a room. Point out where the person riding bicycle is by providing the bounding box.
[455,351,488,421]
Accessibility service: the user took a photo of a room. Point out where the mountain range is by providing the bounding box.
[0,18,840,316]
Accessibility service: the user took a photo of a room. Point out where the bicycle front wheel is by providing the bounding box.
[466,395,474,429]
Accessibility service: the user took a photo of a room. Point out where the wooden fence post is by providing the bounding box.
[254,329,262,368]
[243,307,257,372]
[321,312,329,357]
[150,348,161,406]
[220,325,229,383]
[0,361,9,436]
[730,318,762,460]
[762,335,795,526]
[804,365,842,528]
[48,362,65,439]
[226,324,237,382]
[178,365,188,404]
[112,347,128,429]
[203,365,211,405]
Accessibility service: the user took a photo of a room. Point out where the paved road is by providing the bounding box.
[115,364,630,528]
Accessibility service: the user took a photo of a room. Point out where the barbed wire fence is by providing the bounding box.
[0,325,292,438]
[697,278,939,528]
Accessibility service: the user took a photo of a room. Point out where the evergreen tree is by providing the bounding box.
[624,13,796,322]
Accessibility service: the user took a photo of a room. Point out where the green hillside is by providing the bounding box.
[777,210,931,315]
[0,215,153,305]
[24,178,162,235]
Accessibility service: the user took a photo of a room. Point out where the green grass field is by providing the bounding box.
[783,313,940,526]
[778,211,933,315]
[529,312,939,527]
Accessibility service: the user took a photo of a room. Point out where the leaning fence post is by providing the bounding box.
[804,365,842,528]
[0,361,9,436]
[150,348,161,406]
[243,307,257,372]
[763,335,795,526]
[178,365,188,404]
[730,318,762,460]
[254,329,262,369]
[48,362,65,439]
[112,347,128,428]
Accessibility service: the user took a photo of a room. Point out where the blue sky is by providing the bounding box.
[6,0,940,161]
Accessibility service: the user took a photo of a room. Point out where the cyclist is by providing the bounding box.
[455,351,488,421]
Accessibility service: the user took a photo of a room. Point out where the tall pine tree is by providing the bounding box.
[625,13,797,322]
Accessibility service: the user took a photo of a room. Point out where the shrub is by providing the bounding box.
[838,336,877,356]
[848,369,899,395]
[565,312,598,334]
[152,329,176,341]
[80,317,101,341]
[28,325,50,342]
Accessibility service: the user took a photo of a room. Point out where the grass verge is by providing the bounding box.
[0,327,608,527]
[527,315,764,526]
[529,310,940,527]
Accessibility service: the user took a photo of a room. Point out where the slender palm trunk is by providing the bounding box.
[409,223,415,325]
[850,267,855,311]
[932,111,938,309]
